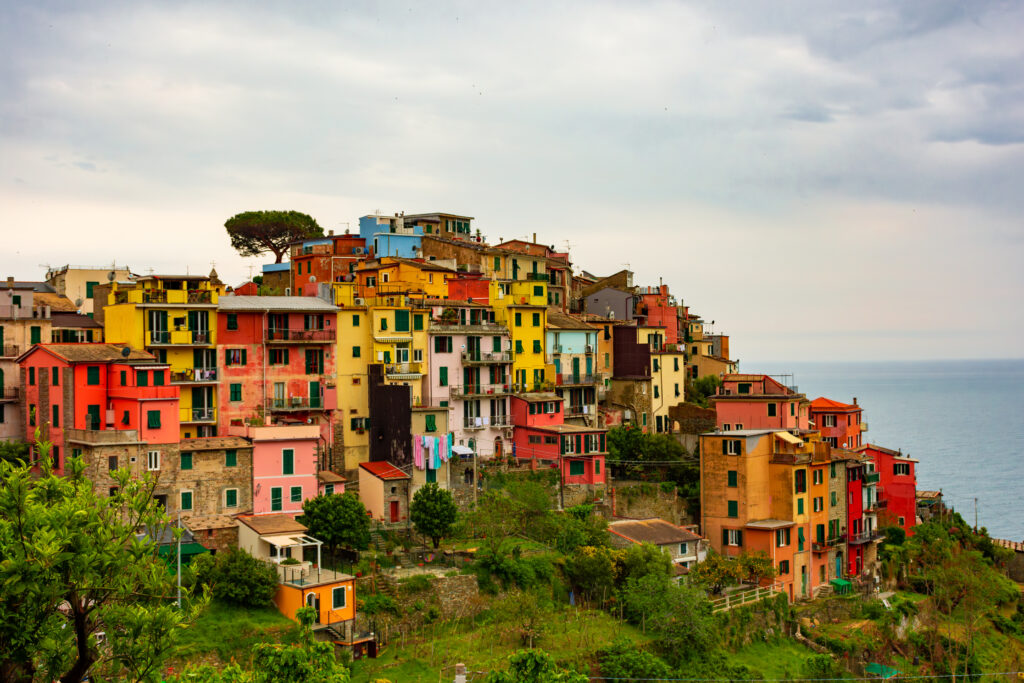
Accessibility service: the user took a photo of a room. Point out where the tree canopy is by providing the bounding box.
[0,447,201,683]
[409,483,458,549]
[299,492,371,559]
[224,210,324,263]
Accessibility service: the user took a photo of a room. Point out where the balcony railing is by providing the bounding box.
[385,362,423,378]
[1,344,21,358]
[171,368,218,383]
[812,535,846,552]
[0,387,21,401]
[142,291,168,303]
[265,328,334,343]
[556,373,596,386]
[449,384,510,399]
[564,405,590,418]
[148,330,211,346]
[270,397,324,411]
[864,498,888,512]
[429,321,506,334]
[525,272,549,281]
[462,351,511,364]
[180,407,216,423]
[848,530,883,545]
[66,428,143,445]
[860,421,868,432]
[864,472,880,484]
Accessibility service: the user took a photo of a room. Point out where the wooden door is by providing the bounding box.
[389,500,399,523]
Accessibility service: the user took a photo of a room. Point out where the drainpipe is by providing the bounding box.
[262,310,268,425]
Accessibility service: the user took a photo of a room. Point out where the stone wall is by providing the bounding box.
[608,480,692,525]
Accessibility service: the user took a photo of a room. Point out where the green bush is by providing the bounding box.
[399,573,433,593]
[598,638,673,681]
[802,654,844,679]
[193,548,278,608]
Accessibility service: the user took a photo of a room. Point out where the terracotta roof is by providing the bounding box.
[545,310,595,331]
[318,470,347,483]
[183,514,238,531]
[218,296,337,312]
[993,538,1024,553]
[33,292,79,311]
[359,461,410,480]
[21,343,156,364]
[810,397,860,411]
[237,514,307,535]
[179,436,252,451]
[917,490,942,500]
[530,423,607,435]
[745,519,795,530]
[514,392,562,403]
[609,518,702,545]
[50,312,102,328]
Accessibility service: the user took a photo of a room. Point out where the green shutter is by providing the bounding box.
[137,370,149,386]
[227,313,238,330]
[230,383,241,401]
[225,450,237,467]
[52,404,59,427]
[271,487,282,511]
[241,349,247,365]
[439,367,448,386]
[569,460,584,476]
[282,449,294,475]
[30,326,41,344]
[352,346,360,358]
[87,366,100,385]
[147,410,161,429]
[797,497,804,514]
[426,468,436,483]
[291,486,302,503]
[515,312,522,326]
[425,414,436,432]
[532,313,540,326]
[595,459,601,474]
[727,470,738,487]
[395,310,410,332]
[492,336,501,352]
[226,489,238,507]
[414,314,423,331]
[181,491,192,511]
[153,370,164,386]
[727,500,739,518]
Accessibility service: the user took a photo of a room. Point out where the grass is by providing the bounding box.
[349,604,649,682]
[448,536,549,553]
[173,601,299,668]
[728,639,824,679]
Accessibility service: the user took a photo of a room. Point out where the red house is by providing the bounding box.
[291,232,368,296]
[17,344,179,474]
[446,273,491,305]
[216,296,338,450]
[809,397,865,449]
[635,284,679,345]
[711,374,810,432]
[511,393,607,485]
[857,443,918,536]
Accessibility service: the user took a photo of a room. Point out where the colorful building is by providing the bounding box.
[44,264,133,316]
[638,326,687,434]
[230,424,324,517]
[545,311,599,427]
[332,283,373,472]
[606,325,653,431]
[289,231,367,296]
[845,454,883,578]
[359,214,423,259]
[17,343,177,475]
[410,405,452,496]
[489,280,548,392]
[494,238,572,310]
[511,393,607,486]
[634,284,680,345]
[857,444,918,536]
[711,374,810,432]
[1,281,54,441]
[102,273,226,438]
[358,461,411,523]
[354,257,454,300]
[425,301,513,459]
[810,397,866,449]
[215,295,339,464]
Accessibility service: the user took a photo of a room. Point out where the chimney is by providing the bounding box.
[6,276,12,289]
[853,397,858,405]
[328,229,334,236]
[532,232,537,243]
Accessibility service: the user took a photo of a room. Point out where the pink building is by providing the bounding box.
[710,374,810,432]
[511,393,607,485]
[425,302,513,459]
[635,284,680,345]
[216,296,338,449]
[232,424,324,517]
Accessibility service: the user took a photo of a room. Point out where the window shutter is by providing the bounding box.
[737,530,743,546]
[722,439,728,455]
[722,529,729,546]
[241,349,247,365]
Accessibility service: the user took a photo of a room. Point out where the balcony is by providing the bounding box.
[848,530,883,545]
[265,328,334,344]
[171,368,218,384]
[109,385,179,401]
[429,321,506,334]
[464,413,511,430]
[1,344,21,358]
[564,405,590,418]
[385,362,424,379]
[136,289,215,306]
[864,498,888,513]
[556,373,596,387]
[812,535,846,552]
[860,421,868,432]
[0,387,19,402]
[525,272,549,281]
[180,407,217,423]
[462,351,511,364]
[449,384,510,399]
[864,472,880,484]
[148,330,212,346]
[66,428,143,445]
[270,397,324,411]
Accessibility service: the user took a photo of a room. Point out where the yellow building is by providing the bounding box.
[488,280,547,392]
[355,257,454,299]
[103,273,225,438]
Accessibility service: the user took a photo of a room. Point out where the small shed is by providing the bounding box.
[358,461,411,524]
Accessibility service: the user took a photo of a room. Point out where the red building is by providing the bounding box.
[635,284,680,345]
[446,273,491,304]
[511,393,607,485]
[290,232,368,296]
[216,296,338,454]
[17,344,179,474]
[711,374,810,431]
[857,443,918,536]
[809,397,865,449]
[845,459,866,576]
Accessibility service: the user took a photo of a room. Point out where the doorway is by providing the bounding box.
[305,592,321,624]
[389,500,400,523]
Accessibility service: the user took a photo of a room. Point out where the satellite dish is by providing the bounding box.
[107,271,116,282]
[121,346,132,357]
[309,276,317,283]
[74,298,84,307]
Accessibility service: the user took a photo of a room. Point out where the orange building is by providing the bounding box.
[700,428,843,601]
[809,397,866,449]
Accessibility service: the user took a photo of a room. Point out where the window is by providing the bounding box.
[798,527,805,551]
[325,484,335,495]
[515,340,524,354]
[332,586,347,609]
[434,336,452,353]
[675,383,680,397]
[595,459,601,474]
[86,366,100,385]
[180,491,193,511]
[230,383,242,402]
[425,414,437,432]
[813,496,823,512]
[727,500,738,518]
[352,314,360,327]
[823,414,837,427]
[438,366,448,386]
[569,460,585,476]
[723,439,741,455]
[898,516,906,527]
[830,462,837,478]
[290,486,302,503]
[225,488,238,507]
[108,455,118,471]
[28,367,35,386]
[85,281,99,298]
[775,528,791,547]
[767,403,777,417]
[532,340,541,353]
[137,370,149,387]
[30,326,41,344]
[737,382,751,394]
[653,385,659,399]
[493,256,501,271]
[181,452,193,470]
[225,449,237,467]
[28,404,35,426]
[894,462,911,476]
[642,412,647,426]
[271,487,282,511]
[797,497,805,514]
[270,348,290,365]
[147,410,161,429]
[532,312,540,326]
[225,349,247,365]
[813,469,823,485]
[51,404,59,427]
[226,313,238,330]
[727,470,738,487]
[153,370,164,386]
[121,410,129,425]
[52,367,59,386]
[723,529,743,547]
[778,560,790,575]
[794,469,807,493]
[282,449,294,475]
[305,349,324,374]
[147,451,160,471]
[394,310,410,332]
[830,491,838,507]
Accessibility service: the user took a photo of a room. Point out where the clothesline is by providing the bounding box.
[412,433,453,470]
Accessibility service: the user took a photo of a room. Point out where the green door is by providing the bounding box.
[572,357,580,383]
[309,381,321,409]
[86,405,101,430]
[585,355,592,377]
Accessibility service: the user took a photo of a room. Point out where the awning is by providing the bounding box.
[373,335,412,343]
[263,534,305,547]
[157,542,208,559]
[452,445,474,456]
[865,663,899,679]
[775,431,804,445]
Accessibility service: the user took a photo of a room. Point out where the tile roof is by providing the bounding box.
[237,514,307,535]
[609,518,702,545]
[531,423,607,434]
[50,312,103,328]
[545,310,595,331]
[218,295,338,312]
[810,397,860,411]
[33,293,79,311]
[992,538,1024,553]
[182,514,238,531]
[745,519,795,530]
[179,436,252,451]
[515,392,562,402]
[359,461,410,480]
[318,470,347,483]
[24,343,156,363]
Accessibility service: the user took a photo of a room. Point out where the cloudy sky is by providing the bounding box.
[2,1,1022,362]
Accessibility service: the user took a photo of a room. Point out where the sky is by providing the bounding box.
[1,0,1022,362]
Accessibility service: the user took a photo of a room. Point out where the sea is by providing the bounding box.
[751,359,1024,541]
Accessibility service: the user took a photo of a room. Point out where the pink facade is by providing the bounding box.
[635,285,679,345]
[809,397,864,449]
[511,395,607,485]
[236,424,322,517]
[217,299,337,445]
[712,374,810,431]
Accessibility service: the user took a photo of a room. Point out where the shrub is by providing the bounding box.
[599,638,673,681]
[802,654,844,679]
[194,548,278,608]
[400,574,433,593]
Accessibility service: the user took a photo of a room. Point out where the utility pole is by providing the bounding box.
[176,509,182,609]
[974,497,978,532]
[472,450,478,506]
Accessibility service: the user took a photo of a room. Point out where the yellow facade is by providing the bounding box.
[103,275,224,438]
[334,290,372,473]
[650,350,687,433]
[358,258,452,299]
[489,280,547,391]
